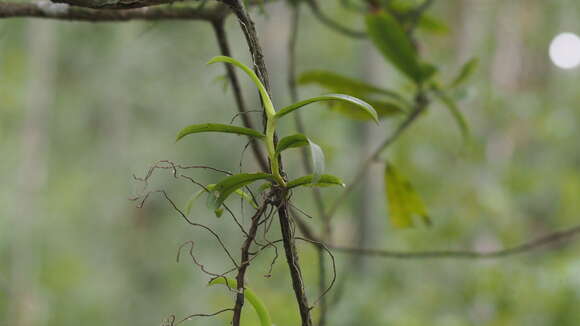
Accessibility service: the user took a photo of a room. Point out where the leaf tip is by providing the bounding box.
[207,55,228,65]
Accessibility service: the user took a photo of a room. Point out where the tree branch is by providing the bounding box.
[232,204,267,326]
[330,223,580,259]
[218,1,312,324]
[291,206,580,260]
[0,1,226,21]
[305,0,366,39]
[278,200,313,326]
[219,0,270,93]
[53,0,191,10]
[52,0,271,9]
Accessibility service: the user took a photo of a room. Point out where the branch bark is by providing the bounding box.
[0,1,227,21]
[232,204,267,326]
[53,0,190,9]
[278,200,313,326]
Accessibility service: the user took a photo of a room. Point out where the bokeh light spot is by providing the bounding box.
[549,32,580,69]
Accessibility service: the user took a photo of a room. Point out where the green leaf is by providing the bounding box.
[213,207,224,218]
[417,14,449,35]
[276,94,378,123]
[432,87,470,141]
[208,173,274,209]
[329,99,404,120]
[449,58,479,89]
[298,70,406,120]
[184,189,206,216]
[384,163,431,228]
[309,140,325,183]
[365,11,429,83]
[186,184,257,216]
[274,135,325,183]
[276,134,309,155]
[208,56,276,117]
[209,277,272,326]
[287,174,345,189]
[176,123,265,142]
[298,70,403,100]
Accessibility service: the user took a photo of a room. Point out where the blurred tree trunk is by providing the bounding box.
[10,20,57,326]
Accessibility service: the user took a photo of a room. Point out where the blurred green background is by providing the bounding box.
[2,0,580,325]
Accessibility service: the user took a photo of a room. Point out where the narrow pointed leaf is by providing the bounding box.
[366,11,428,83]
[208,56,275,116]
[298,70,403,100]
[329,99,404,120]
[184,189,206,216]
[449,58,479,89]
[276,94,378,123]
[187,184,257,216]
[287,174,345,189]
[276,134,309,155]
[309,140,325,183]
[208,173,274,209]
[384,163,431,228]
[433,88,470,141]
[209,277,272,326]
[176,123,265,142]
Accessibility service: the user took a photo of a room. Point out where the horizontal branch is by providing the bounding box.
[0,1,226,22]
[330,223,580,260]
[305,0,366,39]
[53,0,190,10]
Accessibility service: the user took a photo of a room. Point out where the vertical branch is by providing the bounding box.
[211,18,269,172]
[220,0,271,94]
[277,199,313,326]
[220,1,313,325]
[232,204,267,326]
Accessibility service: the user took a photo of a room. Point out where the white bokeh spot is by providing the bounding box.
[549,32,580,69]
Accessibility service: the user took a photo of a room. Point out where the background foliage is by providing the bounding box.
[2,0,580,325]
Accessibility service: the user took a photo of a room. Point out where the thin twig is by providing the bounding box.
[168,308,233,325]
[294,237,336,309]
[177,240,225,277]
[232,203,268,326]
[330,223,580,259]
[305,0,366,38]
[134,189,240,268]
